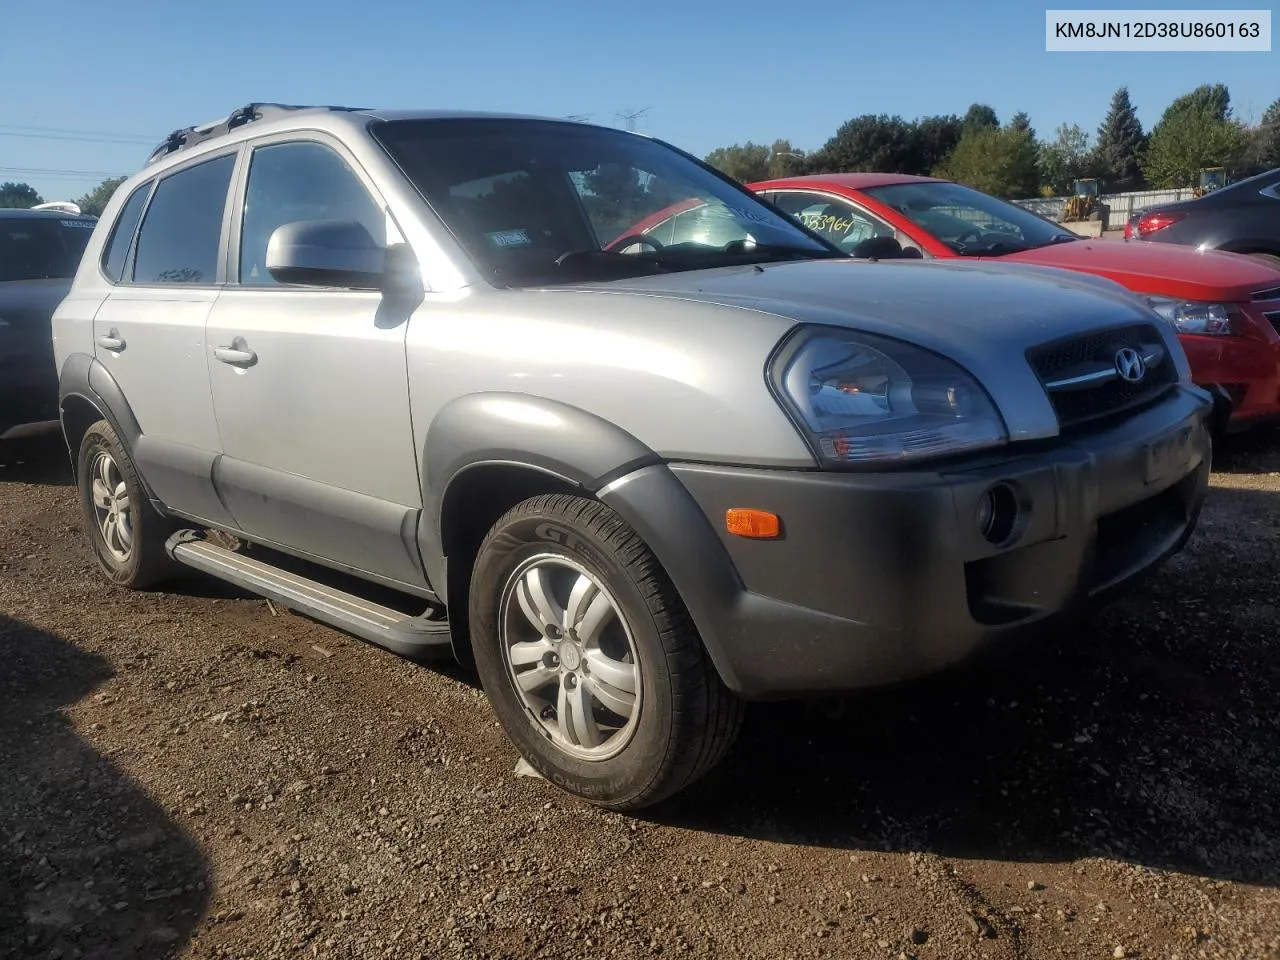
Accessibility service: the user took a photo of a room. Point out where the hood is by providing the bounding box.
[565,255,1156,350]
[1001,237,1280,302]
[551,257,1186,442]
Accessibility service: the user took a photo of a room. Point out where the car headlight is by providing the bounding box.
[770,326,1007,466]
[1141,295,1235,335]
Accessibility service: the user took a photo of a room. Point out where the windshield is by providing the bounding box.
[862,181,1076,256]
[372,118,840,285]
[0,217,95,282]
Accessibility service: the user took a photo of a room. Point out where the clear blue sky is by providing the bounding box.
[1,0,1275,202]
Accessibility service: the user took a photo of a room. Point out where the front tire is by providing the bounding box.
[469,494,743,810]
[75,419,177,589]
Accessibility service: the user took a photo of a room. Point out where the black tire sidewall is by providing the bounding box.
[76,424,148,586]
[470,508,677,806]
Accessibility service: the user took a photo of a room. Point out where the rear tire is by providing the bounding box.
[469,494,743,811]
[75,419,177,589]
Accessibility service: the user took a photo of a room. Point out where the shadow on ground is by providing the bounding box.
[0,435,73,487]
[656,484,1280,890]
[0,615,210,958]
[1213,425,1280,475]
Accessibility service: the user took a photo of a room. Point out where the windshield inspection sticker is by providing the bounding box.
[486,228,532,248]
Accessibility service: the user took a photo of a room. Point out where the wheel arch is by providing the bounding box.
[57,352,158,503]
[421,392,663,663]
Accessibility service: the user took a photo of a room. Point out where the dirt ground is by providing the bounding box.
[2,432,1279,960]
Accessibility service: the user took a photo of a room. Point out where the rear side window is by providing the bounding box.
[101,182,151,283]
[132,154,235,284]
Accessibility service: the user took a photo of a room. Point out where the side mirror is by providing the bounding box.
[266,219,386,289]
[850,235,904,260]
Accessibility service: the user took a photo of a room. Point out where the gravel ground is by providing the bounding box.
[2,433,1279,960]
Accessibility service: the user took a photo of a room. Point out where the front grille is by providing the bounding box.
[1251,285,1280,302]
[1266,310,1280,337]
[1027,323,1176,429]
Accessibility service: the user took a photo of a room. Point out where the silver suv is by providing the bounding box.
[53,104,1212,809]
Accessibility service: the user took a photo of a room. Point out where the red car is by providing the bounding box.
[613,172,1280,433]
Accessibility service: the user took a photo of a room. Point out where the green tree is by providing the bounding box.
[1009,111,1033,136]
[1252,97,1280,170]
[1093,86,1146,189]
[1143,86,1250,187]
[963,103,999,134]
[704,142,771,183]
[808,114,921,174]
[1163,83,1232,123]
[0,181,42,208]
[1040,123,1092,195]
[935,125,1040,199]
[767,139,805,179]
[76,176,126,217]
[911,115,964,173]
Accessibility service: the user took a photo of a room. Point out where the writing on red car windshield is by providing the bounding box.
[799,212,857,236]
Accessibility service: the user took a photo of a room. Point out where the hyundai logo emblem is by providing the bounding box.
[1114,347,1146,383]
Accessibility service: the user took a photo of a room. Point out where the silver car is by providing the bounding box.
[52,104,1212,809]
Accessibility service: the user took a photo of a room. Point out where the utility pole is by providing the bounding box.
[615,107,651,132]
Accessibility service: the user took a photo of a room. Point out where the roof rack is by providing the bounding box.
[144,102,371,166]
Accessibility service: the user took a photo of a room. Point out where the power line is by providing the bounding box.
[0,129,155,146]
[0,165,129,181]
[0,123,155,144]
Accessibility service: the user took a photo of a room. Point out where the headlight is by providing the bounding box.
[770,326,1007,465]
[1142,295,1235,335]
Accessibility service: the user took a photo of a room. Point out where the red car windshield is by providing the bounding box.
[0,217,94,282]
[863,181,1077,256]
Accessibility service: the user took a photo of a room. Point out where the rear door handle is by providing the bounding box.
[214,345,258,368]
[97,329,125,352]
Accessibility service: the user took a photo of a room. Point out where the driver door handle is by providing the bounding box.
[214,345,258,368]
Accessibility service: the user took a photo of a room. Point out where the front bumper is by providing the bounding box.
[601,385,1212,700]
[1180,308,1280,430]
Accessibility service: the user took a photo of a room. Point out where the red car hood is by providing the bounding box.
[998,238,1280,302]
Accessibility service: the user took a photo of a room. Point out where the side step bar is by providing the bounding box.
[165,530,453,660]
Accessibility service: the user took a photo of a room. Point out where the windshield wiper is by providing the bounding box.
[1044,234,1079,244]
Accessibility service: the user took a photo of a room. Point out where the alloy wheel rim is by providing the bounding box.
[89,450,133,563]
[499,554,642,761]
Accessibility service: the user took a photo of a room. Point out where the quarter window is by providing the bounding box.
[101,182,151,283]
[238,141,384,286]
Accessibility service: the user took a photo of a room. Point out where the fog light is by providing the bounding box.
[976,482,1020,546]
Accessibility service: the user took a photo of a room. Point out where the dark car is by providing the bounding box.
[1,207,97,446]
[1123,167,1280,265]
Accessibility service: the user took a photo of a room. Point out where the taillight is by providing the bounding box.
[1136,210,1187,236]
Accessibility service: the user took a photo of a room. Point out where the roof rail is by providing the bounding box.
[143,102,370,166]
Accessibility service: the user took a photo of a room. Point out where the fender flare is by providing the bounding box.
[57,352,157,494]
[419,392,750,688]
[421,392,661,553]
